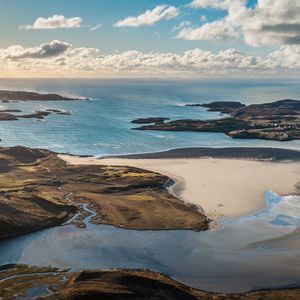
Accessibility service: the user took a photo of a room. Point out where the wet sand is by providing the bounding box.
[60,151,300,223]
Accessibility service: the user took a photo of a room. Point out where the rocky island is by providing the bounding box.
[132,99,300,141]
[0,90,82,102]
[1,264,300,300]
[0,109,71,121]
[0,146,208,240]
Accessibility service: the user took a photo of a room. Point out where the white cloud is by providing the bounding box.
[185,0,300,47]
[268,45,300,68]
[242,0,300,46]
[114,5,179,28]
[2,40,72,59]
[172,21,192,32]
[177,19,238,41]
[189,0,228,10]
[20,15,83,30]
[90,24,103,31]
[1,40,300,77]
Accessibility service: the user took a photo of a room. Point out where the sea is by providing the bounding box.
[0,78,299,155]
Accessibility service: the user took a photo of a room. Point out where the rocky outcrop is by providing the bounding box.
[133,99,300,141]
[46,109,72,115]
[187,101,245,113]
[0,109,72,121]
[0,113,18,121]
[132,117,170,124]
[0,109,22,113]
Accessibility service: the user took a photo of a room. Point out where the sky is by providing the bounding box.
[0,0,299,78]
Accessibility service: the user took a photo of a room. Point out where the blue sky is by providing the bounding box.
[0,0,259,53]
[0,0,299,77]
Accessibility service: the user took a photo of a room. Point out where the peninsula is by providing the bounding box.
[132,99,300,141]
[0,146,208,240]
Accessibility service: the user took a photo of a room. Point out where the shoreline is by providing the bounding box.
[60,147,300,224]
[101,146,300,161]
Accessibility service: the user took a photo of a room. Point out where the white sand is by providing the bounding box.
[60,155,300,222]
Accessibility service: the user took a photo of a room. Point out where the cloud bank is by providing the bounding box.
[1,40,299,77]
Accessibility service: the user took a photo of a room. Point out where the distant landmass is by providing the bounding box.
[0,90,83,101]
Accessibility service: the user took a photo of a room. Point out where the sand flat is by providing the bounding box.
[60,155,300,222]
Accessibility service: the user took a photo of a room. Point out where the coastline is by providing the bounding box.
[60,147,300,224]
[102,146,300,161]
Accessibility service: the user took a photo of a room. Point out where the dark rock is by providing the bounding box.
[57,111,72,115]
[0,109,72,121]
[0,113,19,121]
[0,109,22,113]
[201,101,246,113]
[134,118,250,133]
[131,117,170,124]
[46,109,72,115]
[187,101,245,114]
[201,101,245,108]
[185,104,202,107]
[19,111,51,119]
[46,109,61,113]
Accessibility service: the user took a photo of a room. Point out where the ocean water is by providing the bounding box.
[0,78,300,155]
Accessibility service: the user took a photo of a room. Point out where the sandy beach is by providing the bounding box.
[60,153,300,223]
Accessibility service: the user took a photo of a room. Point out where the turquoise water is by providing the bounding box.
[0,78,299,155]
